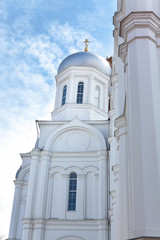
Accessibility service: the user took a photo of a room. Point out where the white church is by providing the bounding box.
[7,0,160,240]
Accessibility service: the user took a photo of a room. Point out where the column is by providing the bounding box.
[98,151,107,219]
[8,180,23,238]
[21,148,40,240]
[32,150,51,240]
[94,174,99,219]
[34,150,51,218]
[45,174,52,219]
[24,148,40,218]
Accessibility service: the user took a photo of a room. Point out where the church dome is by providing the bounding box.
[57,51,111,76]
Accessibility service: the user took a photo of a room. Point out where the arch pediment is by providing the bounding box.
[44,117,106,152]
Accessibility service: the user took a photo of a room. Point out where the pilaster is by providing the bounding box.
[8,180,23,239]
[24,148,40,218]
[98,152,107,219]
[34,150,52,218]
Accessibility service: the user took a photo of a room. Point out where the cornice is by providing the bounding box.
[51,103,109,119]
[46,219,108,227]
[56,65,110,83]
[113,9,125,28]
[120,11,160,41]
[119,12,160,63]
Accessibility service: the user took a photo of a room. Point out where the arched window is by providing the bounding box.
[68,172,77,211]
[95,85,100,107]
[77,82,84,104]
[62,85,67,105]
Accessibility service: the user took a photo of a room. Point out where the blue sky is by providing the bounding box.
[0,0,116,236]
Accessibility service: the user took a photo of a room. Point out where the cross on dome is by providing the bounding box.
[83,39,90,52]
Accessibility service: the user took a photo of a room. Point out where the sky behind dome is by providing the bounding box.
[0,0,116,236]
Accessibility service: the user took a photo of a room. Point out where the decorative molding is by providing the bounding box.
[51,102,109,120]
[110,190,116,206]
[14,179,24,186]
[114,95,127,141]
[118,41,128,64]
[112,164,119,182]
[119,12,160,63]
[113,28,119,41]
[120,11,160,41]
[113,9,125,28]
[108,208,114,222]
[31,148,40,158]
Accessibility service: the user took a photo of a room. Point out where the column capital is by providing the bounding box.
[40,150,52,159]
[31,148,40,158]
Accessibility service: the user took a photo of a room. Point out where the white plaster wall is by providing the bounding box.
[125,0,160,17]
[53,67,109,122]
[51,173,62,219]
[44,219,108,240]
[85,172,95,219]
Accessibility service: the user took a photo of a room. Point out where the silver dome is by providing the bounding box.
[57,51,111,76]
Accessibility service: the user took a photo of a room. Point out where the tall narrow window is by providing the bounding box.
[62,85,67,105]
[68,172,77,211]
[77,82,84,103]
[95,85,100,107]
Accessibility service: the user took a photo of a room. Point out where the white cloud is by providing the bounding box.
[50,22,103,55]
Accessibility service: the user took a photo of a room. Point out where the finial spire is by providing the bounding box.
[83,39,90,52]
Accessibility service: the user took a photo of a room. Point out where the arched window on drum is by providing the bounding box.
[62,85,67,105]
[76,82,84,104]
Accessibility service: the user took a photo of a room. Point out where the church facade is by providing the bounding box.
[7,0,160,240]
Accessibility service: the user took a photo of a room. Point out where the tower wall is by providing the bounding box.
[112,1,160,239]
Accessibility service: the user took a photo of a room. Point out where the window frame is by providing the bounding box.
[76,82,84,104]
[62,85,67,106]
[68,172,77,211]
